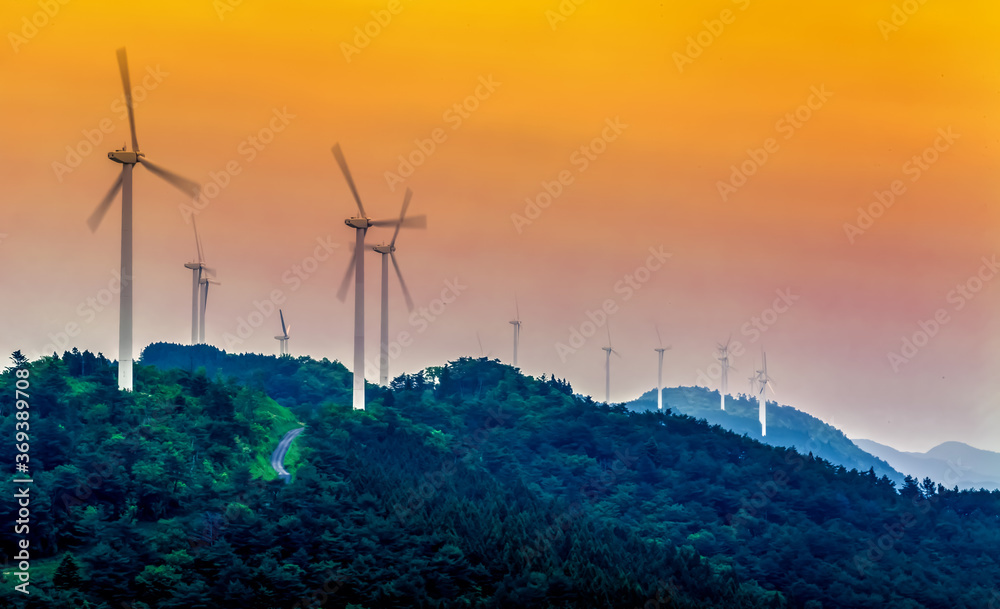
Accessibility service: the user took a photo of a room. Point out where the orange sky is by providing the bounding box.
[2,0,1000,454]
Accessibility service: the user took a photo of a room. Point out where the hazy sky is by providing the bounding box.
[2,0,999,453]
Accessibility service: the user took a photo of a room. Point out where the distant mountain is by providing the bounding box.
[628,387,904,484]
[853,438,1000,491]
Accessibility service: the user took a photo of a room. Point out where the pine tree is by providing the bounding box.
[53,552,82,589]
[8,350,28,371]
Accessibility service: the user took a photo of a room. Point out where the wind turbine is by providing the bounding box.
[347,188,416,387]
[198,272,220,344]
[183,219,217,345]
[475,331,493,358]
[756,350,776,436]
[183,220,207,345]
[274,309,291,356]
[509,297,522,367]
[653,327,671,410]
[87,48,200,391]
[331,143,426,409]
[602,325,620,403]
[717,336,735,411]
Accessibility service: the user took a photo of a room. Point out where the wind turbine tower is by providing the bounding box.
[331,144,426,409]
[88,48,200,391]
[198,273,220,344]
[756,350,776,436]
[717,336,735,410]
[510,297,522,367]
[274,309,291,355]
[602,325,620,403]
[182,219,210,345]
[184,220,218,345]
[357,188,416,387]
[654,327,671,410]
[475,331,495,358]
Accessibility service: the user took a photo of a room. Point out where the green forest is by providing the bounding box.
[2,345,1000,608]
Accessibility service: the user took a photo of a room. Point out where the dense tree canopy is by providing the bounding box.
[2,347,999,607]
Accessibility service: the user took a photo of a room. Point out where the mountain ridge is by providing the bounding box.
[627,386,904,484]
[853,438,1000,491]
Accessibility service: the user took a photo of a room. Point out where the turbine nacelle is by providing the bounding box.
[372,244,395,254]
[345,217,372,230]
[108,149,143,164]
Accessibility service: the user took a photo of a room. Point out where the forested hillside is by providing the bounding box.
[2,349,1000,608]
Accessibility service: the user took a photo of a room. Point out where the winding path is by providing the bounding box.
[270,427,304,483]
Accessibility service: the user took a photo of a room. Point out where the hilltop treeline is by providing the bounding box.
[1,350,999,608]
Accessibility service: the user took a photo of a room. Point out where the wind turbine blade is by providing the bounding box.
[202,266,218,278]
[192,217,205,263]
[390,252,414,311]
[515,294,520,322]
[606,324,613,349]
[138,158,200,198]
[279,309,287,336]
[88,173,124,232]
[336,245,357,301]
[331,143,366,217]
[656,326,663,348]
[477,331,484,357]
[370,214,427,229]
[390,188,412,247]
[116,48,139,152]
